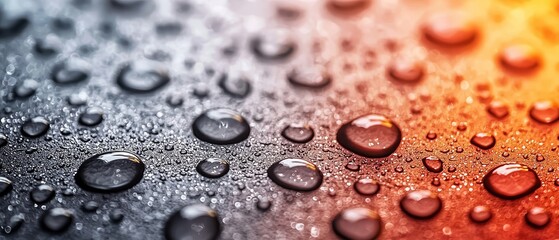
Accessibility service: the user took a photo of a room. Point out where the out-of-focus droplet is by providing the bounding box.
[51,59,91,84]
[354,178,380,196]
[34,35,62,56]
[337,114,402,158]
[250,30,296,62]
[400,190,442,219]
[525,207,551,228]
[470,133,496,150]
[0,177,13,196]
[281,123,314,143]
[332,208,381,240]
[483,163,541,199]
[79,107,104,126]
[164,204,220,240]
[422,12,477,46]
[30,184,55,204]
[3,214,24,234]
[387,58,424,83]
[426,131,437,140]
[217,74,252,98]
[192,108,250,145]
[82,201,100,212]
[422,156,443,173]
[529,101,559,124]
[40,208,74,233]
[469,206,492,223]
[267,159,323,191]
[67,92,88,106]
[13,79,39,99]
[196,158,230,178]
[116,61,170,93]
[499,44,540,72]
[326,0,371,16]
[21,117,50,138]
[287,65,331,88]
[486,101,509,119]
[0,14,29,38]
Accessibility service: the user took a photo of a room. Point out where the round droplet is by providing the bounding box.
[337,114,402,158]
[21,117,50,138]
[354,178,380,196]
[4,214,24,234]
[469,206,492,223]
[250,30,296,62]
[30,185,55,204]
[387,58,424,83]
[110,0,147,10]
[256,198,272,211]
[67,92,88,106]
[217,74,252,98]
[166,95,183,107]
[82,201,99,212]
[422,156,443,173]
[0,133,7,147]
[426,131,437,140]
[0,177,13,196]
[75,151,145,193]
[196,158,230,178]
[487,101,509,119]
[267,159,323,191]
[499,44,540,71]
[525,207,551,228]
[192,108,251,145]
[79,107,104,126]
[529,101,559,124]
[164,204,220,240]
[470,133,496,150]
[287,65,331,88]
[116,61,170,93]
[281,123,314,143]
[483,163,541,199]
[34,35,62,56]
[13,79,39,98]
[0,14,29,38]
[51,59,90,84]
[110,209,124,223]
[326,0,371,16]
[40,208,74,233]
[332,208,381,240]
[422,12,477,46]
[400,190,442,219]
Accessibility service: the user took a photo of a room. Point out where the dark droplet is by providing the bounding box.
[21,117,50,138]
[51,59,91,84]
[75,151,145,193]
[13,79,39,99]
[267,158,323,191]
[469,206,492,223]
[0,133,7,147]
[486,101,509,119]
[281,123,314,143]
[0,14,29,38]
[326,0,371,16]
[82,201,100,212]
[499,44,540,72]
[422,156,443,173]
[164,204,220,240]
[116,61,170,93]
[354,178,380,196]
[337,114,402,158]
[250,31,296,62]
[0,177,13,196]
[3,213,25,235]
[387,57,424,83]
[422,12,477,46]
[400,190,442,219]
[525,207,550,228]
[192,108,251,145]
[287,65,331,88]
[529,101,559,124]
[196,158,230,178]
[470,133,496,150]
[332,207,381,240]
[30,184,55,204]
[79,107,104,126]
[483,163,541,199]
[40,208,74,233]
[217,74,252,98]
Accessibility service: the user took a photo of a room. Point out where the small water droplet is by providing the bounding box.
[0,133,7,147]
[267,159,323,191]
[40,208,74,233]
[332,208,381,240]
[116,61,170,93]
[422,156,443,173]
[166,95,183,107]
[250,30,296,62]
[469,206,492,223]
[30,184,55,204]
[82,201,99,212]
[192,108,250,145]
[326,0,371,16]
[422,12,477,46]
[196,158,230,178]
[0,177,13,196]
[387,58,424,83]
[34,35,62,56]
[483,163,541,199]
[529,101,559,124]
[287,65,331,88]
[354,178,380,196]
[79,107,104,126]
[499,44,540,72]
[21,117,50,138]
[337,114,402,158]
[525,207,550,228]
[470,133,496,150]
[13,79,39,99]
[109,209,124,223]
[67,92,88,106]
[217,74,252,98]
[0,14,29,38]
[426,131,437,140]
[164,204,220,240]
[51,59,91,84]
[281,123,314,143]
[3,214,24,234]
[400,190,442,219]
[487,101,509,119]
[256,198,272,211]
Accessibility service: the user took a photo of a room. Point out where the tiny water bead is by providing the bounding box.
[267,159,323,191]
[75,151,145,193]
[78,107,104,126]
[337,114,402,158]
[192,108,251,145]
[499,44,540,72]
[164,204,220,240]
[281,123,314,143]
[13,79,39,98]
[196,158,230,178]
[469,206,492,223]
[470,133,496,150]
[0,177,13,196]
[0,133,7,147]
[400,190,442,219]
[116,61,170,93]
[529,101,559,124]
[51,59,91,84]
[354,178,380,196]
[387,58,424,83]
[422,156,443,173]
[21,117,50,138]
[486,101,509,119]
[332,208,381,240]
[422,12,478,46]
[525,207,551,228]
[483,163,541,199]
[30,184,56,204]
[287,66,331,88]
[250,31,296,62]
[40,208,74,233]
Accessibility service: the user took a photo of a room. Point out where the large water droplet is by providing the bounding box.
[13,79,39,98]
[422,156,443,173]
[250,30,296,62]
[75,151,145,193]
[21,117,50,138]
[486,101,509,119]
[387,58,424,83]
[0,13,29,38]
[332,207,381,240]
[281,123,314,143]
[79,107,104,126]
[192,108,250,145]
[483,163,540,199]
[40,208,74,233]
[354,178,380,196]
[469,206,492,223]
[164,204,220,240]
[287,65,331,88]
[196,158,230,178]
[267,158,323,191]
[337,114,402,158]
[116,61,170,93]
[470,133,496,150]
[499,44,540,72]
[422,12,477,46]
[400,190,442,219]
[51,59,91,84]
[0,177,13,196]
[529,101,559,124]
[30,184,55,204]
[525,207,550,228]
[217,74,252,98]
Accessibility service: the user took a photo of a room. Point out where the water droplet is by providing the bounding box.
[483,163,541,199]
[164,204,220,240]
[34,35,62,56]
[281,123,314,143]
[387,58,424,83]
[82,201,99,212]
[21,117,50,138]
[422,12,477,46]
[499,44,540,72]
[30,185,55,204]
[40,208,74,233]
[469,206,492,223]
[75,151,145,193]
[456,122,467,131]
[487,101,509,119]
[267,159,323,191]
[67,92,88,106]
[525,207,550,228]
[217,74,252,98]
[192,108,250,145]
[326,0,371,16]
[196,158,230,178]
[0,133,8,147]
[3,214,24,234]
[400,190,442,219]
[287,65,331,88]
[354,178,380,196]
[0,14,29,38]
[109,209,124,223]
[51,59,91,84]
[0,177,13,196]
[256,198,272,211]
[422,156,443,173]
[529,101,559,124]
[332,208,381,240]
[166,95,184,107]
[79,107,104,126]
[470,133,496,150]
[250,31,296,62]
[13,79,39,99]
[337,114,402,158]
[426,131,437,140]
[116,61,170,93]
[536,154,545,162]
